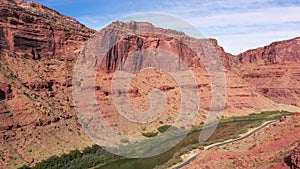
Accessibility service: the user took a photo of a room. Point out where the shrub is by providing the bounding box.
[157,125,172,133]
[142,132,158,137]
[18,165,31,169]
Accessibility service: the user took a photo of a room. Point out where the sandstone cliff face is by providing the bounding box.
[236,37,300,64]
[0,0,95,168]
[96,21,209,72]
[97,21,233,72]
[232,37,300,107]
[0,0,95,60]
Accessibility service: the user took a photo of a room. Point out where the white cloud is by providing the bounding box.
[77,16,111,30]
[217,30,300,54]
[187,6,300,27]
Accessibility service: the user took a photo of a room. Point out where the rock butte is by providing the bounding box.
[0,0,299,168]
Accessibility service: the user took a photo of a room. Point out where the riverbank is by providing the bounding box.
[170,120,278,169]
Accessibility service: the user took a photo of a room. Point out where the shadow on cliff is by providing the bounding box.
[284,155,299,169]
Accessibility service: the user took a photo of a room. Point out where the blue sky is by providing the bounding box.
[30,0,300,54]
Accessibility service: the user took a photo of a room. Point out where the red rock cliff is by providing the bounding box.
[0,1,95,168]
[90,21,228,72]
[0,0,95,60]
[233,37,300,107]
[236,37,300,64]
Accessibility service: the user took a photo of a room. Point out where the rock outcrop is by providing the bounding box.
[0,0,95,60]
[0,0,95,168]
[291,145,300,168]
[236,37,300,64]
[232,37,300,107]
[96,21,233,73]
[94,21,209,72]
[0,83,12,101]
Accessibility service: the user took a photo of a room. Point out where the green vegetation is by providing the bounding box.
[18,166,31,169]
[21,110,292,169]
[18,145,121,169]
[142,132,158,137]
[157,125,172,133]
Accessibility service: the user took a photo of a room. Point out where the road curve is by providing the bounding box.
[173,120,278,169]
